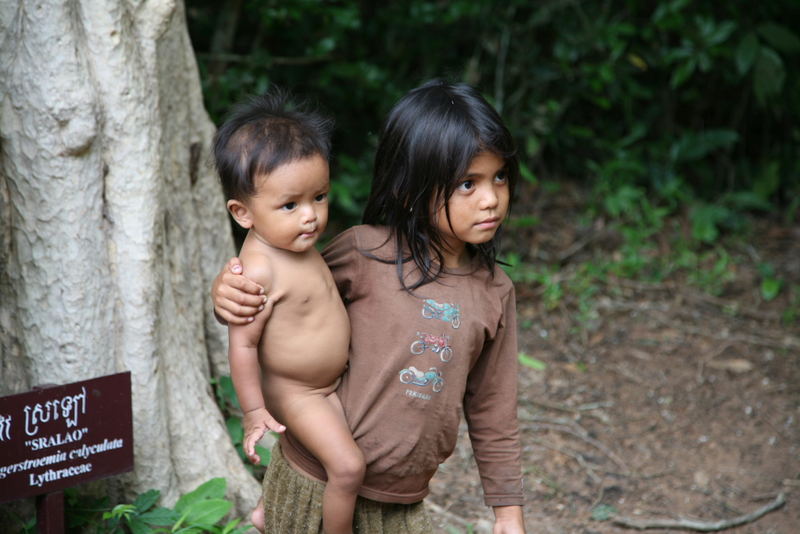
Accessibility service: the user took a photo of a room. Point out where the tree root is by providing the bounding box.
[612,492,786,531]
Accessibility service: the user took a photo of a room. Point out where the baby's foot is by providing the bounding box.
[250,497,265,533]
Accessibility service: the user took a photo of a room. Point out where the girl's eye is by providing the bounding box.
[315,193,328,202]
[281,202,297,211]
[457,180,474,192]
[494,172,508,184]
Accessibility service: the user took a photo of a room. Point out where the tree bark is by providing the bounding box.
[0,0,257,516]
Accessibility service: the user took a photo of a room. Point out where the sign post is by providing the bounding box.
[0,372,134,532]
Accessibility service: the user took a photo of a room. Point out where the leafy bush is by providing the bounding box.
[188,0,799,235]
[21,479,248,534]
[101,478,246,534]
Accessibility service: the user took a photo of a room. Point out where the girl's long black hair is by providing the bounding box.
[362,79,519,292]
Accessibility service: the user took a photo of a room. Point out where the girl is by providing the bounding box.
[213,79,526,534]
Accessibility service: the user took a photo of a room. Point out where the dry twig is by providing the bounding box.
[528,438,603,484]
[613,492,786,531]
[524,422,631,474]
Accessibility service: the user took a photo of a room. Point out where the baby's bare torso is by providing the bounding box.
[240,240,350,421]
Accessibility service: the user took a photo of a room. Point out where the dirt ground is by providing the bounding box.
[427,187,800,533]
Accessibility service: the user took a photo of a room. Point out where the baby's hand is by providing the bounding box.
[242,407,286,464]
[212,257,270,325]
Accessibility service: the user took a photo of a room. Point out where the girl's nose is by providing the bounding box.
[480,185,499,209]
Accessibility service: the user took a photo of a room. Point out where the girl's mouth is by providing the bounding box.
[475,217,499,229]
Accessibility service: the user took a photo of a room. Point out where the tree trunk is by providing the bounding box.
[0,0,257,516]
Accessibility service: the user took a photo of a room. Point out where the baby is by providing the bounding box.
[213,91,363,534]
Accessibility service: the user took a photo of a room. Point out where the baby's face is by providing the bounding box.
[245,154,330,253]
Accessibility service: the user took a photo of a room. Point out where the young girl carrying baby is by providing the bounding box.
[214,79,527,533]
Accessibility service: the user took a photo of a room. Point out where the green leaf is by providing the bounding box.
[604,185,644,218]
[735,32,760,75]
[519,352,547,370]
[255,444,272,466]
[183,499,232,527]
[105,504,137,521]
[723,191,771,212]
[754,47,785,105]
[671,129,739,162]
[757,23,800,54]
[519,162,538,185]
[175,478,227,514]
[754,161,780,200]
[618,123,647,148]
[127,517,151,534]
[221,518,242,534]
[139,507,180,527]
[226,417,244,445]
[216,375,240,410]
[508,215,540,229]
[705,20,736,47]
[132,489,160,513]
[670,58,696,88]
[591,504,618,521]
[761,278,782,301]
[690,203,730,243]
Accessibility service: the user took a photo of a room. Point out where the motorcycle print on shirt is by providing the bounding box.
[399,366,444,393]
[401,299,462,395]
[410,331,453,362]
[421,299,461,329]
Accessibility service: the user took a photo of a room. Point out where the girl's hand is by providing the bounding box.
[242,407,286,464]
[492,505,525,534]
[212,257,269,324]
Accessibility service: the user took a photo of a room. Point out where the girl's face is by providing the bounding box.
[432,151,509,268]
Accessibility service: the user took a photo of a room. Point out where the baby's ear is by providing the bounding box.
[227,199,253,229]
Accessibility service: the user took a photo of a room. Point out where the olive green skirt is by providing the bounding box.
[262,442,433,533]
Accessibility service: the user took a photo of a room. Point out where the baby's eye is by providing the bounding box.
[315,193,328,202]
[457,180,474,192]
[281,202,297,211]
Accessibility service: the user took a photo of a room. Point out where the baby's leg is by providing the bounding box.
[284,392,364,534]
[250,496,265,533]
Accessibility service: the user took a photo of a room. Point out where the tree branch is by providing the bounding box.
[613,493,786,531]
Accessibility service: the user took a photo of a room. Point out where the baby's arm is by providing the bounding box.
[213,257,269,324]
[227,261,285,464]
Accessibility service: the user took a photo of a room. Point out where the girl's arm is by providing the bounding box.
[463,285,525,524]
[212,257,269,324]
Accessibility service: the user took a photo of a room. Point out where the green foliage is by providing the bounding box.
[188,1,799,232]
[190,2,798,324]
[519,352,547,371]
[590,503,618,521]
[35,480,248,534]
[758,262,783,301]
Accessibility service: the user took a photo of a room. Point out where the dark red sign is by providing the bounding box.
[0,372,134,502]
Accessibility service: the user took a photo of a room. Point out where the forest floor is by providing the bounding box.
[427,184,800,533]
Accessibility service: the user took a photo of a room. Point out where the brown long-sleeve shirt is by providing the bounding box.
[282,225,524,506]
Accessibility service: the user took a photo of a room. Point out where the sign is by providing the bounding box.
[0,372,134,502]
